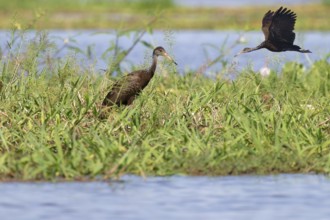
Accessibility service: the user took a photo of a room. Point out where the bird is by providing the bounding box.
[235,6,311,56]
[102,46,177,107]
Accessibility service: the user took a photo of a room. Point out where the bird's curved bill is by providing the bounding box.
[234,51,243,57]
[163,52,178,65]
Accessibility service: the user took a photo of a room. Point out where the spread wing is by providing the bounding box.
[262,10,274,40]
[268,7,297,44]
[102,71,145,106]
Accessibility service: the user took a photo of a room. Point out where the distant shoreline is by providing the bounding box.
[0,4,328,30]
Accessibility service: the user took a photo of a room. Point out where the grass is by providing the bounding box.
[0,30,329,181]
[0,0,329,30]
[0,0,175,11]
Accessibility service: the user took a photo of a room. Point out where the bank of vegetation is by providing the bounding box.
[0,29,329,181]
[0,0,329,30]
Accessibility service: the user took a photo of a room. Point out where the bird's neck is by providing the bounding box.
[148,55,157,77]
[256,43,265,50]
[246,43,264,53]
[260,41,271,49]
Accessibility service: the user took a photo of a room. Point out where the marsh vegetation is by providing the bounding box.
[0,27,329,181]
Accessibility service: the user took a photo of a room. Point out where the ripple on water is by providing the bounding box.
[2,174,330,220]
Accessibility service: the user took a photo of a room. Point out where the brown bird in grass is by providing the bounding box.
[235,6,311,56]
[102,46,177,107]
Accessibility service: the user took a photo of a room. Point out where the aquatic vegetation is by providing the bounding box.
[0,31,329,181]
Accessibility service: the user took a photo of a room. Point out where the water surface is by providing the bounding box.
[46,30,330,75]
[1,174,330,220]
[1,30,329,76]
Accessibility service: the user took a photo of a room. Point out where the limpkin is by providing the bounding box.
[102,46,177,107]
[236,6,311,56]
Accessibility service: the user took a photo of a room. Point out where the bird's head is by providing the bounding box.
[153,46,177,65]
[242,47,253,53]
[234,47,253,57]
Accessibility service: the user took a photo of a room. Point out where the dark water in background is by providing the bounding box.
[1,30,328,77]
[1,174,330,220]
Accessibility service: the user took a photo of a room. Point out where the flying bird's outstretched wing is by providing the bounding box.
[261,10,274,41]
[268,7,297,44]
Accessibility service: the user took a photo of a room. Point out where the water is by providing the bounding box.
[2,30,328,76]
[0,174,330,220]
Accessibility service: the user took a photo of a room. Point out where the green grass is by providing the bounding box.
[0,0,329,30]
[0,30,330,181]
[0,0,175,11]
[323,0,330,5]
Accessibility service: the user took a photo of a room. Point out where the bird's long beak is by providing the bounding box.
[234,51,243,57]
[163,52,178,65]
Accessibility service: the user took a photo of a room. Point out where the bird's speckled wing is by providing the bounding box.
[268,7,297,44]
[102,70,147,106]
[262,10,274,40]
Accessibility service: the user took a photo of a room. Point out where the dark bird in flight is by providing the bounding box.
[102,46,177,107]
[236,6,311,56]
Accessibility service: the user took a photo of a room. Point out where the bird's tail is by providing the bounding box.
[293,45,312,53]
[299,49,312,53]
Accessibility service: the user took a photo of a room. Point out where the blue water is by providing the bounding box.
[0,174,330,220]
[1,30,328,77]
